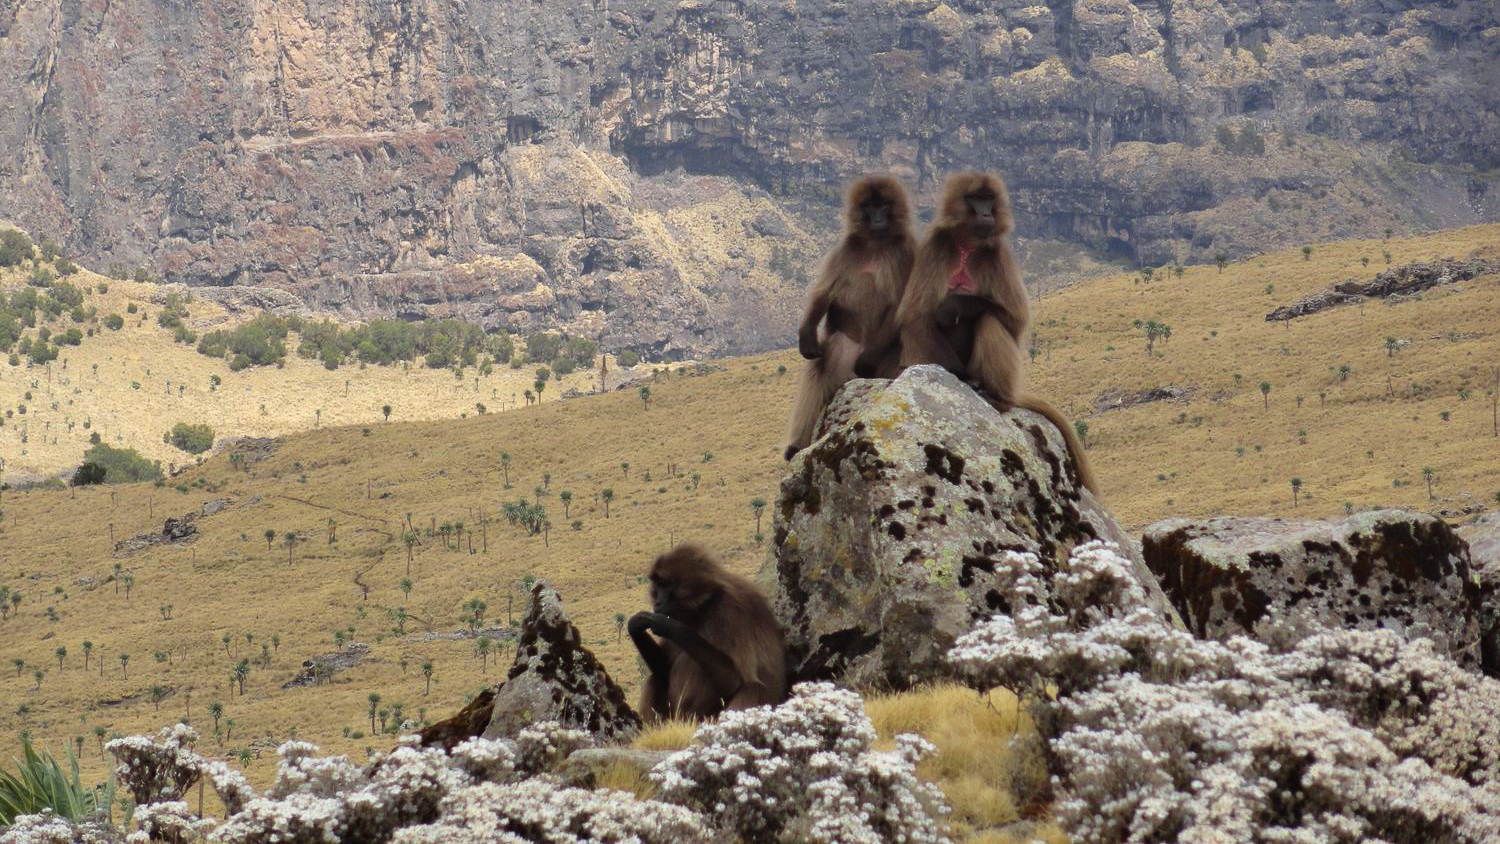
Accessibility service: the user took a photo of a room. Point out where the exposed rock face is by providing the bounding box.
[481,583,641,742]
[1143,511,1498,676]
[760,365,1180,690]
[1267,259,1500,321]
[1092,385,1197,413]
[282,642,371,688]
[114,513,198,556]
[3,0,1497,356]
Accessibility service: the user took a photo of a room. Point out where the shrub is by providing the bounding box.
[168,422,215,454]
[104,314,124,331]
[617,348,641,367]
[947,541,1500,844]
[0,229,33,267]
[70,462,107,486]
[81,443,163,483]
[0,735,111,826]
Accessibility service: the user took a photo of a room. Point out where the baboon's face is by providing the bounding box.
[862,196,893,234]
[648,555,715,620]
[965,189,997,238]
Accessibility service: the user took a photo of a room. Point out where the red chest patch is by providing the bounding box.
[949,243,976,292]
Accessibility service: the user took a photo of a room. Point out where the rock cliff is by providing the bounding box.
[3,0,1497,357]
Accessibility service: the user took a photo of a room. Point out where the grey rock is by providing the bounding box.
[1269,258,1500,321]
[114,512,198,556]
[1143,511,1497,676]
[200,498,232,517]
[760,365,1180,691]
[482,582,641,742]
[282,642,372,688]
[1458,513,1500,672]
[1092,385,1197,414]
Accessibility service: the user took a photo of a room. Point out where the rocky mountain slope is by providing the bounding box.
[2,0,1497,357]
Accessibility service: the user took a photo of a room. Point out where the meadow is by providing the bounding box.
[0,223,1495,841]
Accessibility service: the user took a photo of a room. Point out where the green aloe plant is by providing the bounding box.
[0,735,121,826]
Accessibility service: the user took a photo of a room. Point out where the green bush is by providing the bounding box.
[82,442,163,483]
[617,349,642,367]
[71,462,108,486]
[46,282,83,309]
[0,229,33,268]
[104,314,124,330]
[168,422,215,454]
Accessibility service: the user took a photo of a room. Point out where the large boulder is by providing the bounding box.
[1144,510,1498,676]
[421,583,640,748]
[760,365,1180,691]
[482,582,641,742]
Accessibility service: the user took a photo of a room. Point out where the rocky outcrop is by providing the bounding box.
[282,643,371,688]
[1092,385,1197,413]
[1143,511,1498,676]
[481,583,640,742]
[113,513,198,556]
[760,365,1180,691]
[3,0,1497,357]
[1267,258,1500,321]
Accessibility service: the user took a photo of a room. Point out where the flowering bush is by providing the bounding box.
[105,724,203,806]
[0,811,120,844]
[949,540,1500,844]
[650,682,952,844]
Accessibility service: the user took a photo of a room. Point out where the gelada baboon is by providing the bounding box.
[784,175,916,460]
[857,171,1099,493]
[628,543,787,722]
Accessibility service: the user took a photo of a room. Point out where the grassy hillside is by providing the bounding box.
[0,224,1495,841]
[0,266,608,484]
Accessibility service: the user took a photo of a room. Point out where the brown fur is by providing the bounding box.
[889,172,1100,494]
[785,176,916,459]
[636,544,787,722]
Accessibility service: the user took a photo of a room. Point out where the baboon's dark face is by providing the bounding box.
[649,559,714,620]
[862,197,893,234]
[965,189,997,238]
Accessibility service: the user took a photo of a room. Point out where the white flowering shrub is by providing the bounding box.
[513,723,594,778]
[391,779,709,844]
[650,682,952,844]
[126,801,214,844]
[0,811,120,844]
[106,724,204,806]
[949,540,1500,844]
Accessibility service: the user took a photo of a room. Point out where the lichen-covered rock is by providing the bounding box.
[1143,510,1497,676]
[1459,512,1500,672]
[760,365,1180,690]
[481,583,641,742]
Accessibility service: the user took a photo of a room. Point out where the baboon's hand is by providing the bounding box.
[627,611,658,637]
[798,329,822,360]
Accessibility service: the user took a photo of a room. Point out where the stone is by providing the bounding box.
[481,583,641,742]
[162,515,197,541]
[760,365,1180,691]
[200,498,232,516]
[1092,385,1197,413]
[1268,259,1500,321]
[1143,511,1497,676]
[281,643,371,688]
[1458,513,1500,672]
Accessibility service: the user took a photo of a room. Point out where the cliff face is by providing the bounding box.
[2,0,1496,357]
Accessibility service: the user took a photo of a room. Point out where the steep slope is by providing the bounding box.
[2,0,1495,356]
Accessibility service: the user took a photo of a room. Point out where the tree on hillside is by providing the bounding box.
[233,660,249,695]
[367,693,381,734]
[1337,364,1352,382]
[621,462,630,479]
[403,533,418,575]
[601,488,614,518]
[500,453,512,487]
[264,529,276,550]
[751,498,767,535]
[284,531,298,566]
[382,404,392,422]
[82,641,92,670]
[1423,466,1436,500]
[33,668,44,690]
[1259,381,1272,410]
[1302,246,1313,261]
[639,385,651,408]
[150,684,168,711]
[534,379,545,402]
[55,646,66,671]
[1214,252,1228,274]
[615,613,626,642]
[1074,420,1090,449]
[559,490,573,518]
[1385,336,1400,357]
[400,578,413,603]
[1290,478,1303,507]
[421,661,435,695]
[475,636,492,671]
[208,701,223,734]
[118,653,129,678]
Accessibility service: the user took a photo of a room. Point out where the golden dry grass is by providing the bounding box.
[0,267,610,483]
[0,224,1495,841]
